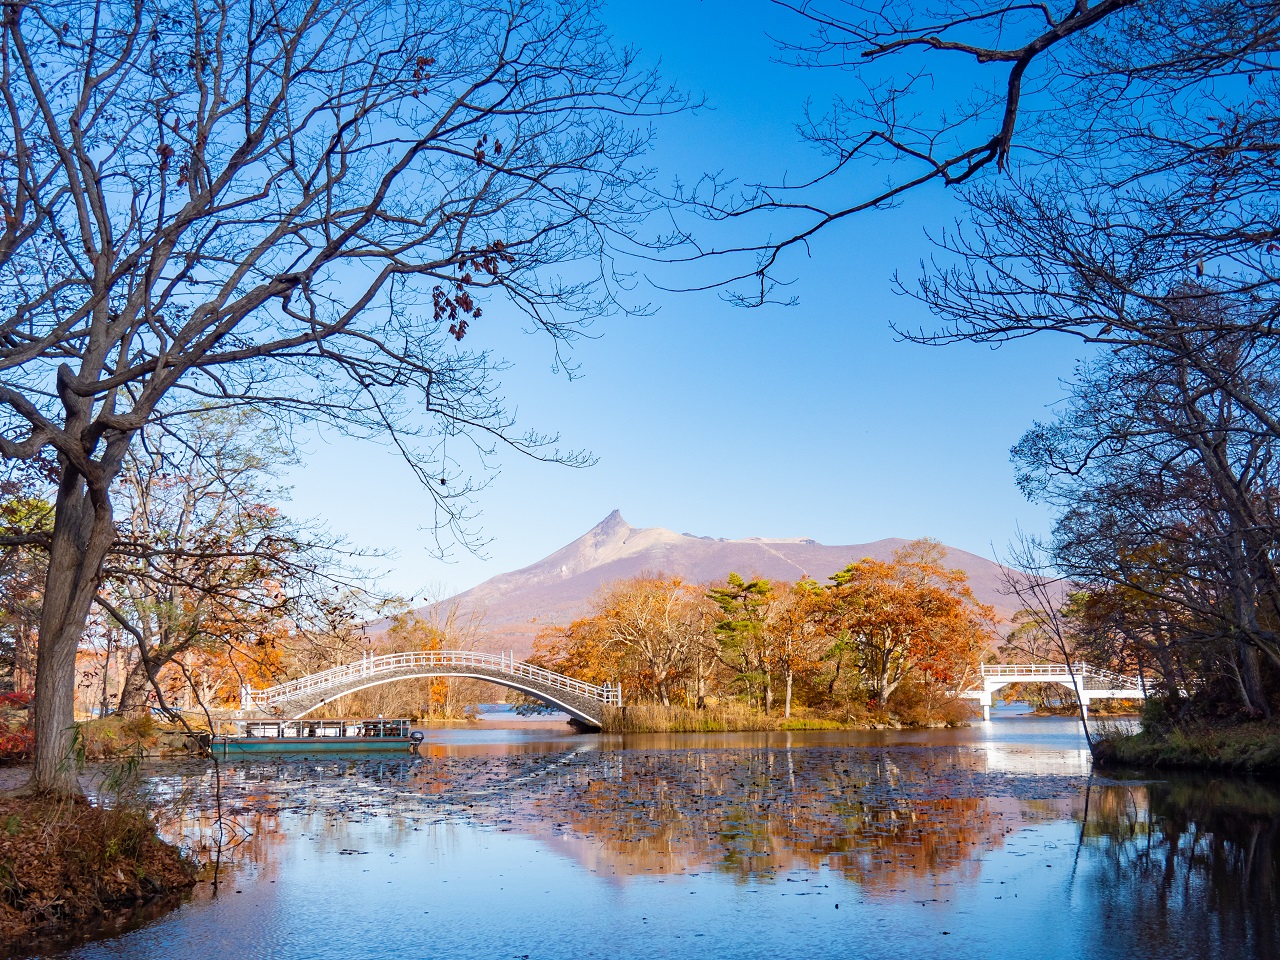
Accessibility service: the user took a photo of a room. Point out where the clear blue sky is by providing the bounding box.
[282,0,1084,603]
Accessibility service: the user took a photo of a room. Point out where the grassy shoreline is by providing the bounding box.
[598,702,963,734]
[0,795,196,953]
[1092,721,1280,776]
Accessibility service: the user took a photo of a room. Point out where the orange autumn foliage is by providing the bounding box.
[531,541,995,720]
[532,575,716,705]
[825,540,995,705]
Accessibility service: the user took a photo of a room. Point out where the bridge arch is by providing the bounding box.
[240,651,620,728]
[981,676,1078,700]
[960,663,1146,721]
[290,671,604,725]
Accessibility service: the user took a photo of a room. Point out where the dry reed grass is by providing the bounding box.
[600,703,850,733]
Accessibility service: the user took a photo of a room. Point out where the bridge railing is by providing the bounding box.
[979,662,1143,692]
[244,650,622,709]
[1079,666,1145,691]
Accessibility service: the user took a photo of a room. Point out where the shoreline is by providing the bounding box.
[598,703,966,734]
[0,795,195,955]
[1092,721,1280,777]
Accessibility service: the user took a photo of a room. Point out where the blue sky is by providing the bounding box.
[282,0,1085,603]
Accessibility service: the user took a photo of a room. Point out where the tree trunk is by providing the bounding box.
[695,652,706,709]
[826,648,843,698]
[116,658,153,716]
[97,635,114,719]
[1237,640,1270,719]
[29,473,117,795]
[784,666,793,719]
[876,656,891,707]
[13,622,37,691]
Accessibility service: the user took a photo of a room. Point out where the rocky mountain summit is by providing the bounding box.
[422,510,1019,656]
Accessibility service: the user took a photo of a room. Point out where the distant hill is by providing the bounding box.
[411,510,1022,657]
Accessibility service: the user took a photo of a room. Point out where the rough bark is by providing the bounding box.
[1237,641,1270,720]
[29,472,117,794]
[115,658,152,717]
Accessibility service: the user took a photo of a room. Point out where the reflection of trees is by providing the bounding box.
[136,747,1071,894]
[143,767,287,887]
[128,746,1280,960]
[1081,778,1280,960]
[521,749,1052,890]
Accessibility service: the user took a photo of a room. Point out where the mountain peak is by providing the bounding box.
[597,508,629,530]
[589,509,632,547]
[423,518,1020,656]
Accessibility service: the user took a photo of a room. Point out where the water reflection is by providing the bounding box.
[36,722,1280,960]
[1077,776,1280,959]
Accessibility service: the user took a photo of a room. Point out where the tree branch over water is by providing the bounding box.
[0,0,689,794]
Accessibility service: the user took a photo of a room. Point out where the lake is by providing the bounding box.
[25,706,1280,959]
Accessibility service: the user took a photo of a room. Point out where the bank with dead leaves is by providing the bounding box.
[0,796,195,953]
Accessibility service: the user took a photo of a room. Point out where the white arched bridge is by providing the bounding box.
[240,651,621,728]
[240,655,1144,728]
[961,663,1147,720]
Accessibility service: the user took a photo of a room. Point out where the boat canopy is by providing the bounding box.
[238,718,411,738]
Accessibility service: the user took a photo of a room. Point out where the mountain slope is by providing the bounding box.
[427,510,1020,656]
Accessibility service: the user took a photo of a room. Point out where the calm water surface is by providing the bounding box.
[36,707,1280,959]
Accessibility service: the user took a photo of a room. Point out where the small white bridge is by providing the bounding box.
[240,650,621,728]
[961,663,1146,720]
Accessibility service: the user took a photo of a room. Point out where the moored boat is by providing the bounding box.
[210,718,414,755]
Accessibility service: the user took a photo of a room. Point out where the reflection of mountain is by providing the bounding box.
[419,510,1021,655]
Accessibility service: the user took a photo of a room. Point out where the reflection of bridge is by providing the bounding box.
[240,651,621,728]
[961,663,1146,721]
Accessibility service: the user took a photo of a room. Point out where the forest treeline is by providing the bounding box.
[778,1,1280,733]
[529,540,996,724]
[3,0,1279,787]
[0,417,1000,731]
[4,392,1277,740]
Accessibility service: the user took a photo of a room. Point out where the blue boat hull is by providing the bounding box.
[211,736,412,755]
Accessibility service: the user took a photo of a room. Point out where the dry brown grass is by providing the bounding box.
[1093,720,1280,775]
[601,703,852,733]
[599,696,975,733]
[74,716,205,761]
[0,795,195,949]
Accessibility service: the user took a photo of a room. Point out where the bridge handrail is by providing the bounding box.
[245,650,621,708]
[980,662,1142,691]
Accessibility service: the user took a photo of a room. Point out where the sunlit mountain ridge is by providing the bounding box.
[412,510,1021,656]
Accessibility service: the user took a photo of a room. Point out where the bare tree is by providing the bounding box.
[1011,329,1280,717]
[102,409,377,716]
[0,0,685,793]
[999,533,1097,748]
[599,575,711,707]
[687,1,1279,318]
[704,2,1280,722]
